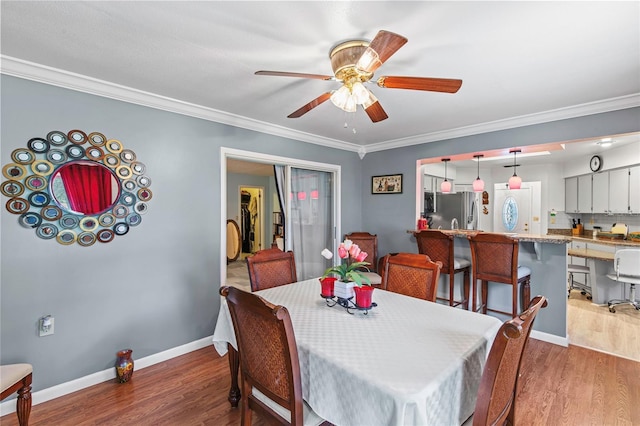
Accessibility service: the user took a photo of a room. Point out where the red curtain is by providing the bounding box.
[59,163,113,214]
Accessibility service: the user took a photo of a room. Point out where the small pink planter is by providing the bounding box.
[354,285,374,309]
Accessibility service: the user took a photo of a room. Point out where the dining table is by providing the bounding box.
[212,278,503,426]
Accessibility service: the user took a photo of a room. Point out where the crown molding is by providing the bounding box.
[364,93,640,153]
[2,55,638,156]
[0,55,359,153]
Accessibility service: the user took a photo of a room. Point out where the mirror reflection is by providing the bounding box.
[50,161,121,215]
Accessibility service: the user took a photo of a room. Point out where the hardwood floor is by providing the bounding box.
[2,340,638,426]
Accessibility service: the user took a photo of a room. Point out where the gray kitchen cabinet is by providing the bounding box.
[592,172,608,213]
[565,176,578,212]
[577,174,592,213]
[608,168,630,214]
[629,166,640,213]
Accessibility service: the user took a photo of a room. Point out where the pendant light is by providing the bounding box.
[472,154,485,192]
[508,149,522,190]
[440,158,452,193]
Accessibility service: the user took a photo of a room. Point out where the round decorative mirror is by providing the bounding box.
[1,130,152,246]
[50,161,121,215]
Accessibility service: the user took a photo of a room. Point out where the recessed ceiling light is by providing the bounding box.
[597,138,613,147]
[480,151,551,162]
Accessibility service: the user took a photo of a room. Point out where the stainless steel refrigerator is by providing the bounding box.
[424,191,478,230]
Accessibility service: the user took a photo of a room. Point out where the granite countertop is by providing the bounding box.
[410,229,571,244]
[571,235,640,247]
[567,247,615,261]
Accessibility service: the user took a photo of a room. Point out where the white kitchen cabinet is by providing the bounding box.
[629,165,640,213]
[565,177,578,213]
[608,168,630,214]
[424,175,447,193]
[577,174,592,213]
[591,172,608,213]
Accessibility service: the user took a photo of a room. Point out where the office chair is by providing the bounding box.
[606,249,640,313]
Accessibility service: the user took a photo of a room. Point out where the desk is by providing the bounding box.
[213,279,502,426]
[568,248,617,304]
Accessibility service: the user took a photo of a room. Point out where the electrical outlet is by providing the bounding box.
[39,315,54,337]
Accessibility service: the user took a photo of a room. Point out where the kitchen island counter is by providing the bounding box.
[410,229,571,244]
[409,229,568,342]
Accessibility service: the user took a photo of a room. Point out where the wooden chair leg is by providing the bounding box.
[512,282,518,318]
[520,276,531,312]
[463,268,470,310]
[16,374,32,426]
[472,279,477,312]
[227,344,241,407]
[481,280,488,314]
[449,273,455,306]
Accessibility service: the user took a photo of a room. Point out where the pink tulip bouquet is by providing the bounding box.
[321,239,371,286]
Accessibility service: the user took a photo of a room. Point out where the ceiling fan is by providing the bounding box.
[255,30,462,123]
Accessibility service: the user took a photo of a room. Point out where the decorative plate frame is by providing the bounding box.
[1,130,152,246]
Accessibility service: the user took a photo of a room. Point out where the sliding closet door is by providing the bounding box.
[289,167,334,280]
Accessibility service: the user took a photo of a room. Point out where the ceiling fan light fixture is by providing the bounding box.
[344,95,357,112]
[351,82,369,104]
[330,85,351,110]
[356,48,381,73]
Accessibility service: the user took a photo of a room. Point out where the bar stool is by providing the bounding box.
[467,233,531,318]
[415,230,470,309]
[567,263,591,300]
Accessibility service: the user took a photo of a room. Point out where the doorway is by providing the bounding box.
[239,186,263,259]
[220,147,342,290]
[493,181,541,234]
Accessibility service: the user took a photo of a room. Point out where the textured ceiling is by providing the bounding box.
[1,1,639,155]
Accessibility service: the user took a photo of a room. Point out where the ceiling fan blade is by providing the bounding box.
[364,100,388,123]
[356,30,408,74]
[363,93,388,123]
[255,70,335,81]
[287,92,332,118]
[376,76,462,93]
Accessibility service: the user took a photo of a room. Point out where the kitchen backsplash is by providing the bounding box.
[548,211,640,234]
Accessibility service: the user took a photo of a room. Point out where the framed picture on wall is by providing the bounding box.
[372,174,403,194]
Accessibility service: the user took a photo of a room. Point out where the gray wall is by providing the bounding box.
[0,75,363,391]
[1,73,638,392]
[361,108,640,257]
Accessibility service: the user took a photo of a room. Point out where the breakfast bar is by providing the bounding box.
[410,230,570,339]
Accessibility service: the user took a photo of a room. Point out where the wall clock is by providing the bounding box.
[589,155,602,172]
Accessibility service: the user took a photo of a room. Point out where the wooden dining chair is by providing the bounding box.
[220,286,328,426]
[381,253,442,301]
[469,295,548,426]
[467,233,531,317]
[415,229,471,309]
[0,363,33,426]
[345,232,382,286]
[246,247,297,292]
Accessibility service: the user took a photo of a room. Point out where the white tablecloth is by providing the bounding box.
[213,278,502,426]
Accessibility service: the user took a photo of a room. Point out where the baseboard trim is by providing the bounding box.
[530,330,569,347]
[0,336,213,417]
